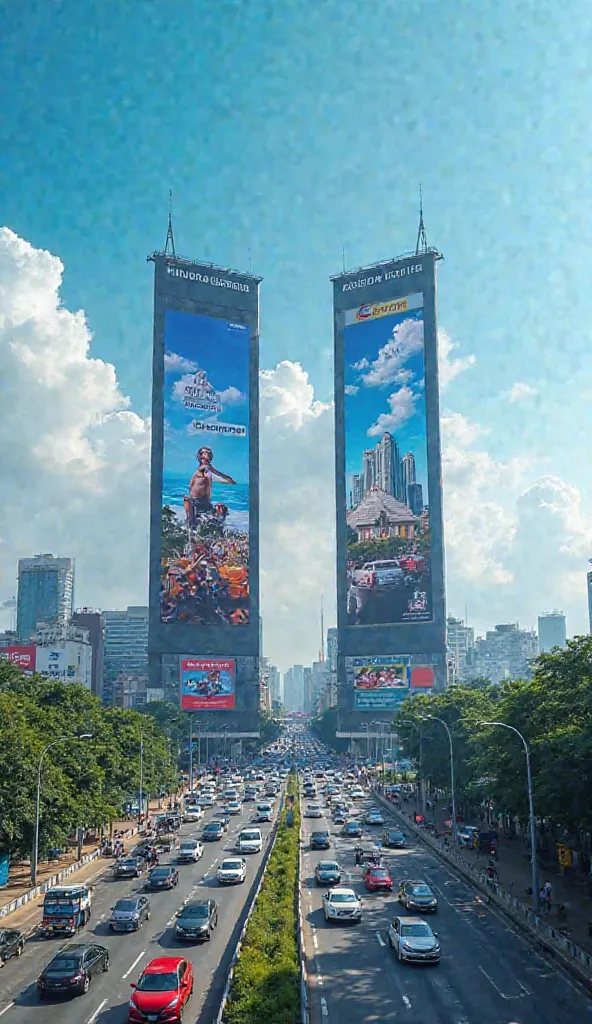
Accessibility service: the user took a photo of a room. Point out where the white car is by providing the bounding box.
[217,858,247,885]
[177,840,204,863]
[227,800,242,815]
[323,887,363,923]
[365,810,384,826]
[306,804,323,818]
[183,806,204,822]
[199,794,214,807]
[388,916,441,963]
[350,788,365,800]
[256,804,273,823]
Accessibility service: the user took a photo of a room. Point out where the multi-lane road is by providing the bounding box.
[301,787,591,1024]
[0,800,277,1024]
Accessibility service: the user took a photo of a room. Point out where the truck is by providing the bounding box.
[40,884,92,937]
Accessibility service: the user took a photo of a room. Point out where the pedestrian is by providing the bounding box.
[543,880,552,913]
[539,887,547,913]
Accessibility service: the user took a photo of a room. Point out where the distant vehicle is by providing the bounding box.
[388,916,441,963]
[183,806,204,823]
[109,896,151,932]
[199,793,214,807]
[364,810,384,826]
[397,880,438,913]
[306,804,323,818]
[363,865,393,892]
[383,829,406,849]
[128,956,193,1022]
[177,840,204,864]
[314,861,341,886]
[212,813,230,832]
[238,828,263,854]
[202,822,224,842]
[310,831,330,850]
[217,858,247,884]
[38,942,109,998]
[323,888,363,923]
[256,804,273,823]
[146,867,179,891]
[227,800,242,815]
[175,901,218,942]
[41,885,92,937]
[342,821,363,839]
[114,857,144,879]
[332,810,346,825]
[0,928,24,963]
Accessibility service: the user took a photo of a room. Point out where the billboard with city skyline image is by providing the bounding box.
[353,655,410,710]
[160,309,250,627]
[344,292,432,626]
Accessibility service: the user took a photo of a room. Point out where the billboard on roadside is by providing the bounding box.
[180,657,236,710]
[352,656,410,710]
[333,253,446,660]
[0,645,36,673]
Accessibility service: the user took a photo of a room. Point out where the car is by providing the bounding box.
[388,916,441,963]
[238,828,263,853]
[348,560,410,618]
[397,880,438,913]
[202,822,224,842]
[332,810,346,825]
[314,861,342,886]
[183,806,204,823]
[323,887,363,923]
[0,929,24,963]
[384,829,406,849]
[364,810,384,826]
[128,956,194,1022]
[114,856,144,879]
[109,896,151,932]
[175,899,218,942]
[38,943,109,998]
[304,804,321,818]
[217,858,247,884]
[145,866,179,891]
[363,865,393,892]
[310,830,330,850]
[226,799,241,815]
[350,787,365,800]
[256,804,273,822]
[212,813,230,832]
[342,820,363,838]
[199,793,214,807]
[177,840,204,864]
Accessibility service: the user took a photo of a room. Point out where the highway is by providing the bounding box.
[301,786,591,1024]
[0,799,278,1024]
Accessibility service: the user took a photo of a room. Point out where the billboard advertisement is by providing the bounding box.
[0,645,36,673]
[180,657,236,710]
[160,310,250,627]
[410,664,434,689]
[353,655,410,710]
[333,253,445,660]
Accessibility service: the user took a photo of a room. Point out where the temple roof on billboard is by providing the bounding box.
[347,487,417,527]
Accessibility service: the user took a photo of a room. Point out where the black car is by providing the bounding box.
[384,829,406,849]
[38,943,109,998]
[109,896,151,932]
[0,929,24,963]
[202,822,224,841]
[113,856,144,878]
[145,866,179,891]
[310,831,330,851]
[175,899,219,942]
[342,821,363,839]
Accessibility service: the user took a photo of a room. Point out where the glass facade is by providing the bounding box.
[103,606,148,705]
[17,555,74,639]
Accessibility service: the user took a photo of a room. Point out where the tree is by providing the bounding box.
[161,505,187,560]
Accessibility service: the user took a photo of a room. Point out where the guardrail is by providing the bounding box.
[372,790,592,991]
[297,804,310,1024]
[215,794,285,1024]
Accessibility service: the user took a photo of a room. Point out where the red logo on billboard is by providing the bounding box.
[180,658,236,710]
[356,304,372,321]
[0,646,36,673]
[410,665,434,689]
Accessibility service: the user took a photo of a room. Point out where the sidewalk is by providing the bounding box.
[395,795,592,955]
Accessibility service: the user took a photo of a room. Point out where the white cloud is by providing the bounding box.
[352,357,369,371]
[164,351,197,373]
[344,384,359,396]
[219,385,245,405]
[361,318,423,387]
[438,329,476,389]
[506,381,538,403]
[367,385,418,437]
[0,227,150,617]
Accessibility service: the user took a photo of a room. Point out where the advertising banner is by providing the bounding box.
[410,665,434,689]
[353,656,410,710]
[160,310,250,627]
[0,645,36,673]
[344,292,432,627]
[180,657,236,710]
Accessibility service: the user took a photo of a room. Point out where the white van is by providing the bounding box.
[238,828,263,854]
[256,803,273,823]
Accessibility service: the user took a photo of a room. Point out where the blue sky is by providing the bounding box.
[2,0,592,663]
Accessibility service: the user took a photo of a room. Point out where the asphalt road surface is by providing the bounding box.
[0,799,278,1024]
[301,787,591,1024]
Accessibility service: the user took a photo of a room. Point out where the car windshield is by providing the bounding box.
[181,842,197,849]
[389,832,404,839]
[204,824,221,831]
[241,832,259,841]
[181,906,209,919]
[120,859,137,866]
[48,958,80,972]
[151,869,169,877]
[370,868,389,878]
[330,893,357,903]
[313,832,328,838]
[115,900,138,912]
[318,862,339,871]
[401,923,432,937]
[137,971,179,992]
[221,860,242,870]
[411,885,433,896]
[346,823,358,829]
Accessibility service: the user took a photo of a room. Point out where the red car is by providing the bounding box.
[128,956,193,1023]
[363,865,393,892]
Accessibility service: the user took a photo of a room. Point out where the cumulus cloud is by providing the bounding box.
[367,385,418,437]
[361,318,424,387]
[164,351,197,373]
[506,381,538,403]
[438,329,476,389]
[344,384,359,396]
[218,385,245,405]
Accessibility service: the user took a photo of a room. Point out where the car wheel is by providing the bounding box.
[82,974,90,994]
[109,923,114,931]
[103,957,110,973]
[207,929,212,941]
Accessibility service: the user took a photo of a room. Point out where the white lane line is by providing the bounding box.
[320,996,329,1017]
[312,933,319,950]
[375,930,386,947]
[122,949,147,979]
[0,1004,14,1019]
[402,994,411,1009]
[478,965,508,999]
[86,998,108,1023]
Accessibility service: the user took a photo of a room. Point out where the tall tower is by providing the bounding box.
[362,449,376,493]
[17,554,75,640]
[401,452,416,504]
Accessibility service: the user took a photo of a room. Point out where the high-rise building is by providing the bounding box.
[283,664,305,712]
[362,449,376,493]
[352,475,364,508]
[401,452,416,504]
[268,664,281,707]
[34,621,92,689]
[71,609,105,700]
[446,616,475,684]
[103,606,149,706]
[326,628,338,674]
[17,555,74,640]
[538,611,566,653]
[303,666,313,713]
[407,481,424,516]
[473,623,538,685]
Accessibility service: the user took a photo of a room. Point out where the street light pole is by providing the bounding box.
[138,729,144,826]
[479,720,539,914]
[399,719,426,818]
[424,715,457,847]
[32,733,92,886]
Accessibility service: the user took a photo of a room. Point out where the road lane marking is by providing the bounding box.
[321,996,329,1017]
[312,933,318,949]
[86,998,108,1023]
[402,995,411,1009]
[376,930,386,946]
[122,949,147,979]
[478,965,508,999]
[0,1003,14,1018]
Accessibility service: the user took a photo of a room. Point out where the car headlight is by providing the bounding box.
[403,942,415,951]
[164,995,180,1009]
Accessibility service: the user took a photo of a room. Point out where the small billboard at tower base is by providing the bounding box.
[180,657,236,710]
[353,656,410,710]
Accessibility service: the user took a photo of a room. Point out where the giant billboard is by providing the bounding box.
[333,253,446,659]
[180,657,236,710]
[353,655,410,710]
[148,256,261,661]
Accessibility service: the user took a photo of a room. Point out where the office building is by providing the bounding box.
[268,664,281,707]
[71,609,105,699]
[34,621,92,689]
[407,481,424,517]
[103,606,149,706]
[473,623,538,685]
[303,666,313,714]
[283,664,305,712]
[17,555,74,640]
[401,452,416,504]
[537,611,567,654]
[446,616,475,684]
[352,474,364,508]
[326,628,338,674]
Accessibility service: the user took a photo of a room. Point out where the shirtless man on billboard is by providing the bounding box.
[183,446,236,527]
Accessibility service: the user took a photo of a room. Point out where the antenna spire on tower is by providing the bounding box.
[164,189,176,257]
[415,183,428,255]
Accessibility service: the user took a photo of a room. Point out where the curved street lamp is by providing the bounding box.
[33,733,93,885]
[423,715,457,846]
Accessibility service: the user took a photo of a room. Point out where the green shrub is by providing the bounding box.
[224,774,301,1024]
